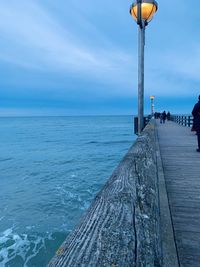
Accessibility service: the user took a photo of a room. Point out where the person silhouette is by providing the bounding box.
[167,111,171,121]
[162,111,167,123]
[192,95,200,152]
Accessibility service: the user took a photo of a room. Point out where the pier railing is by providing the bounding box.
[170,115,193,127]
[49,121,161,266]
[49,120,178,267]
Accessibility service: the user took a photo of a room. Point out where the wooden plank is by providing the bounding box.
[157,121,200,267]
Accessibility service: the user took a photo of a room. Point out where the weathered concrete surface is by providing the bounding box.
[48,120,176,267]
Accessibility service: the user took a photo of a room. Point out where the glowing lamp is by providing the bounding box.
[130,0,158,25]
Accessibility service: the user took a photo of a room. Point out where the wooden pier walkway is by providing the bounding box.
[157,120,200,267]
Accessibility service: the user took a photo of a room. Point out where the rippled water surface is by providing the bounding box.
[0,116,136,266]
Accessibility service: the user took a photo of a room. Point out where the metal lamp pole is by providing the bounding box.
[150,95,155,116]
[130,0,158,134]
[137,0,145,134]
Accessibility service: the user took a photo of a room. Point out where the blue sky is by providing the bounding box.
[0,0,199,116]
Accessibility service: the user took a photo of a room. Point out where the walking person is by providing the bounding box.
[162,111,167,124]
[167,111,171,121]
[192,95,200,152]
[160,113,163,124]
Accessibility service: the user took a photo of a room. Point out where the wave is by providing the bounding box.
[86,140,131,145]
[54,160,74,165]
[0,228,66,267]
[0,158,13,162]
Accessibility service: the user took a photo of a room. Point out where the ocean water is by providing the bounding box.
[0,116,136,267]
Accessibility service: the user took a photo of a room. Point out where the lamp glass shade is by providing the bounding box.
[150,96,155,100]
[130,2,157,23]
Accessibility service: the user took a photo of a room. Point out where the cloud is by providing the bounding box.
[0,0,135,87]
[1,0,199,116]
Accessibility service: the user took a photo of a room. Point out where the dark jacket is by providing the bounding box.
[192,100,200,133]
[162,111,167,120]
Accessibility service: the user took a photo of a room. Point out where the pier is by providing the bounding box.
[49,117,200,267]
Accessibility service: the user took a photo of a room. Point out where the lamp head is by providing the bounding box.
[150,95,155,100]
[130,0,158,25]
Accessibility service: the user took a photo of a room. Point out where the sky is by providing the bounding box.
[0,0,200,116]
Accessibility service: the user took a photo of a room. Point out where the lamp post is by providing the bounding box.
[150,95,155,116]
[130,0,158,134]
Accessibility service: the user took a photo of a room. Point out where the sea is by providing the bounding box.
[0,116,136,267]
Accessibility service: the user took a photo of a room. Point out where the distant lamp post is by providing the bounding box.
[130,0,158,134]
[150,95,155,116]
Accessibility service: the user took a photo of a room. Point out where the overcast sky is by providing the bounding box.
[0,0,199,116]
